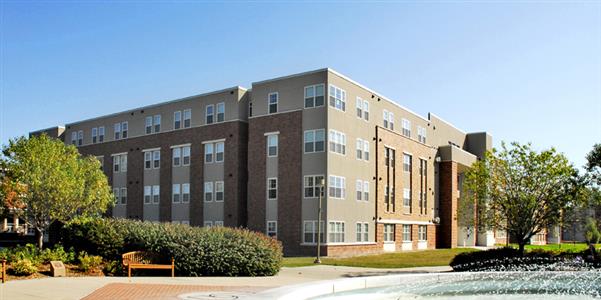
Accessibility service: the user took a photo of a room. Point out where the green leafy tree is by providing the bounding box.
[1,134,113,249]
[462,142,582,255]
[586,143,601,185]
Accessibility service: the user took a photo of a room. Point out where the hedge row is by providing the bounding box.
[61,218,283,276]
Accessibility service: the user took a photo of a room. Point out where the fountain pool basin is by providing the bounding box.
[253,271,601,300]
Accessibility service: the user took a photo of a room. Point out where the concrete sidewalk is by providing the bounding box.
[0,265,451,300]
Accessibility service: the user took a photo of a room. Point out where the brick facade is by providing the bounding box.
[437,161,458,248]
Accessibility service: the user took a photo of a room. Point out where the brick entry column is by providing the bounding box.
[437,161,458,248]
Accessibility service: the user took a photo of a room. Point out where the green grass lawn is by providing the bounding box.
[282,248,478,268]
[501,243,594,252]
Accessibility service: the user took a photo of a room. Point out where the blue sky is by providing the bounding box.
[1,1,600,169]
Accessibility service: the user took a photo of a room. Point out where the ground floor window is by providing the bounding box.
[329,221,345,243]
[267,221,277,238]
[356,222,369,242]
[418,225,427,241]
[384,224,395,242]
[303,220,325,244]
[403,224,412,242]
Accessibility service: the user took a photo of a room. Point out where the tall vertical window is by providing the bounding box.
[383,110,395,130]
[145,116,153,134]
[205,143,214,163]
[304,175,324,198]
[113,154,127,173]
[114,123,121,140]
[215,181,224,202]
[183,109,191,128]
[173,148,181,166]
[152,185,160,204]
[92,127,98,143]
[113,188,120,204]
[154,115,161,132]
[204,182,213,202]
[77,130,83,146]
[266,221,277,238]
[121,155,127,172]
[419,158,428,214]
[356,223,369,242]
[418,225,427,241]
[182,146,191,166]
[182,183,190,203]
[153,151,160,168]
[174,111,182,129]
[362,100,369,121]
[267,178,277,200]
[328,130,346,155]
[304,84,325,108]
[71,132,77,145]
[144,152,152,169]
[144,186,152,204]
[120,187,127,205]
[328,175,345,199]
[403,224,412,242]
[356,180,363,201]
[356,139,369,161]
[215,142,224,162]
[303,221,325,244]
[216,102,225,122]
[267,134,278,157]
[417,126,426,143]
[356,97,363,118]
[363,181,369,201]
[403,188,411,207]
[403,153,412,173]
[248,102,253,117]
[328,221,345,243]
[98,126,105,142]
[328,85,346,111]
[384,224,395,242]
[121,122,128,138]
[172,184,181,203]
[402,119,411,137]
[304,129,325,153]
[268,92,278,114]
[205,105,214,124]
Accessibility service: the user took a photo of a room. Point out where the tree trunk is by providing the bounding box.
[35,228,44,250]
[518,241,525,256]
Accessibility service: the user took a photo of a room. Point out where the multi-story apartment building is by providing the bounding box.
[32,68,493,256]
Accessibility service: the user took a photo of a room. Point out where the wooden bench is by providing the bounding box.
[122,251,174,278]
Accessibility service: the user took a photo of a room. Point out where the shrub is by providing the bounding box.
[39,245,77,264]
[103,260,123,276]
[62,218,283,276]
[11,259,38,276]
[585,218,601,245]
[78,252,103,272]
[7,244,41,265]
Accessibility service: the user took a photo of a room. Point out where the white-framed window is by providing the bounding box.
[356,222,369,242]
[328,221,345,243]
[172,184,181,203]
[217,102,225,122]
[403,188,411,207]
[215,181,224,202]
[145,116,153,134]
[154,115,161,132]
[113,188,120,204]
[328,130,346,155]
[121,122,128,138]
[403,224,412,242]
[183,109,191,128]
[144,152,152,169]
[355,139,369,161]
[383,110,394,130]
[92,127,98,143]
[152,185,160,204]
[304,129,325,153]
[204,182,214,202]
[182,183,190,203]
[174,111,182,129]
[384,224,395,242]
[417,126,426,143]
[353,98,370,120]
[113,154,127,173]
[304,175,325,198]
[303,220,325,244]
[328,85,346,112]
[98,126,105,142]
[182,146,191,166]
[214,221,223,227]
[173,147,181,167]
[205,143,214,163]
[402,118,411,137]
[403,153,412,173]
[120,187,127,205]
[418,225,427,241]
[114,123,121,140]
[267,134,278,157]
[204,221,213,227]
[71,131,77,145]
[215,142,224,162]
[328,175,345,199]
[267,221,277,238]
[267,178,277,200]
[153,151,160,168]
[206,104,214,124]
[77,130,83,146]
[355,180,369,201]
[144,186,152,204]
[268,92,278,114]
[304,84,325,108]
